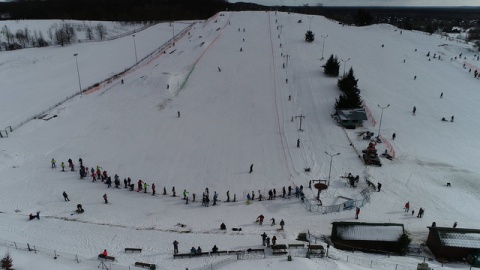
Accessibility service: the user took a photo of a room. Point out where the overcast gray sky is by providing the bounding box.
[228,0,480,6]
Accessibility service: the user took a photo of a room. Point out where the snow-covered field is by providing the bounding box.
[0,11,479,270]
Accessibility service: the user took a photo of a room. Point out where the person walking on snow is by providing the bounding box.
[404,201,410,212]
[137,180,143,192]
[63,191,70,201]
[272,235,277,246]
[143,182,149,193]
[61,162,65,171]
[173,240,179,254]
[152,183,156,195]
[270,217,275,226]
[51,158,56,169]
[280,219,285,230]
[261,232,267,246]
[392,133,396,140]
[103,194,108,204]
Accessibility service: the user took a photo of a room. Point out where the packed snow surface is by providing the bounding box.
[0,11,479,270]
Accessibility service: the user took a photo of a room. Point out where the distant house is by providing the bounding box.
[331,222,406,254]
[426,226,480,263]
[333,109,368,129]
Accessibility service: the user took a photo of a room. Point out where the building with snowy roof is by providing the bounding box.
[333,109,368,129]
[331,222,407,254]
[426,226,480,263]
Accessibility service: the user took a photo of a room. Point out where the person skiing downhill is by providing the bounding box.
[404,201,410,212]
[103,194,108,204]
[51,158,56,169]
[249,164,254,173]
[63,191,70,201]
[61,162,65,171]
[152,183,156,195]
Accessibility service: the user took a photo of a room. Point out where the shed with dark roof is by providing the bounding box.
[426,226,480,262]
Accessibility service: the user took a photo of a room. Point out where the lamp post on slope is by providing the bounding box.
[73,53,82,95]
[325,152,340,186]
[132,34,138,64]
[341,58,350,76]
[320,34,328,60]
[377,104,390,142]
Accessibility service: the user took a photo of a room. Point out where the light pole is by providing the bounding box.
[132,34,138,64]
[73,53,82,95]
[308,16,313,31]
[377,104,390,142]
[341,58,350,76]
[325,151,340,186]
[320,34,328,60]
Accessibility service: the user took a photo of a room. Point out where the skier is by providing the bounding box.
[249,164,254,173]
[212,245,218,253]
[192,193,196,201]
[78,158,83,166]
[96,168,101,180]
[220,223,226,230]
[76,204,84,213]
[178,111,180,118]
[257,214,264,225]
[183,189,188,200]
[246,193,251,205]
[268,190,273,200]
[137,180,143,192]
[152,183,156,195]
[173,240,179,254]
[297,139,300,148]
[270,217,275,226]
[63,191,70,202]
[272,235,277,246]
[68,159,74,171]
[172,186,176,197]
[440,92,443,98]
[106,177,112,188]
[143,182,149,193]
[163,187,167,195]
[51,158,56,169]
[92,171,96,182]
[451,115,454,122]
[190,247,197,255]
[404,201,410,212]
[103,194,108,204]
[266,236,271,247]
[280,219,285,230]
[233,194,236,202]
[261,232,267,246]
[377,182,382,192]
[213,192,218,205]
[392,133,396,140]
[453,222,457,228]
[61,162,65,171]
[355,207,360,219]
[29,212,40,220]
[282,186,286,198]
[413,106,416,114]
[226,191,230,202]
[288,186,292,197]
[124,179,127,188]
[417,207,424,218]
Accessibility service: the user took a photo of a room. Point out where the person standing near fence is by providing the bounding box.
[355,207,360,219]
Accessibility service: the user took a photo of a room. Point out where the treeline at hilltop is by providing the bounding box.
[0,0,238,21]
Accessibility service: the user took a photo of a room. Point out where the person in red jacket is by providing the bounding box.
[99,249,108,258]
[257,214,264,225]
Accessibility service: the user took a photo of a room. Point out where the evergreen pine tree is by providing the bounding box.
[337,67,358,92]
[335,87,363,109]
[305,30,315,42]
[1,252,13,270]
[323,54,340,77]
